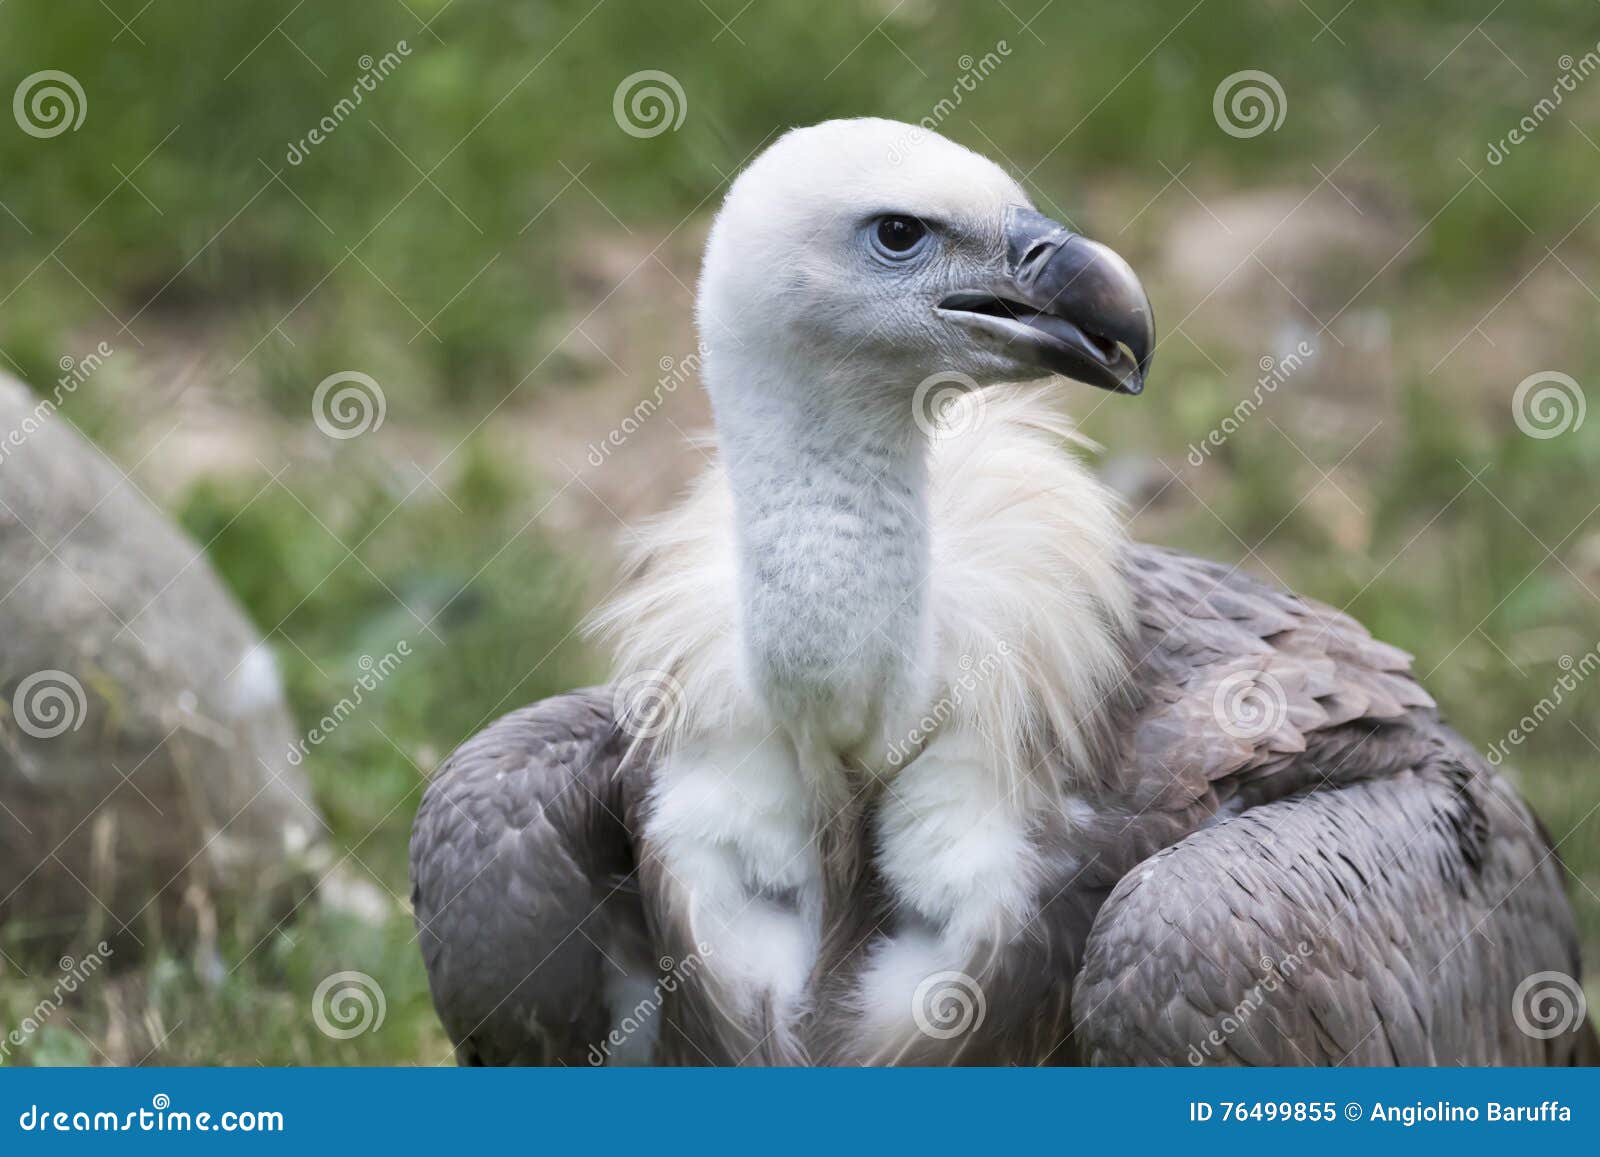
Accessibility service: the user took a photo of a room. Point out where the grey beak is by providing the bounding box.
[939,207,1155,395]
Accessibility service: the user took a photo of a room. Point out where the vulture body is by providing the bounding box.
[411,119,1595,1066]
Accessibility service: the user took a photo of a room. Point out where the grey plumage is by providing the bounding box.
[410,693,651,1065]
[411,543,1596,1065]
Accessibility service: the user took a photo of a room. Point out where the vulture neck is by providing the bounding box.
[709,353,935,767]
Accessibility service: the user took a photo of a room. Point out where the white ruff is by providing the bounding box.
[588,385,1134,802]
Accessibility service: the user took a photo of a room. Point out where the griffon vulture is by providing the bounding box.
[410,119,1596,1066]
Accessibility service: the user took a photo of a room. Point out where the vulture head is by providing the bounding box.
[696,117,1155,424]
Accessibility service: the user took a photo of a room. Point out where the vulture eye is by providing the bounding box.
[871,214,929,260]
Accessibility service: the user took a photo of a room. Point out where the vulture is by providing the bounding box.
[410,118,1597,1066]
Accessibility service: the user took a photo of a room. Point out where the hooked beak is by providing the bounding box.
[937,207,1155,395]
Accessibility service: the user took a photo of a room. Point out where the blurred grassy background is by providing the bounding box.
[1,0,1596,1063]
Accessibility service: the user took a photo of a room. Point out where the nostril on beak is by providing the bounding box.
[1006,206,1077,287]
[1016,237,1065,287]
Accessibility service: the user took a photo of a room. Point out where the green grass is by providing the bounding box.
[2,0,1597,1062]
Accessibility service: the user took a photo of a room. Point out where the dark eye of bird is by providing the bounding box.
[875,215,926,254]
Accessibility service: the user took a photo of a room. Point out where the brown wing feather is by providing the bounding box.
[1066,545,1591,1065]
[409,689,651,1065]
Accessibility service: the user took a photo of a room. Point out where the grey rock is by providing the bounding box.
[0,374,323,960]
